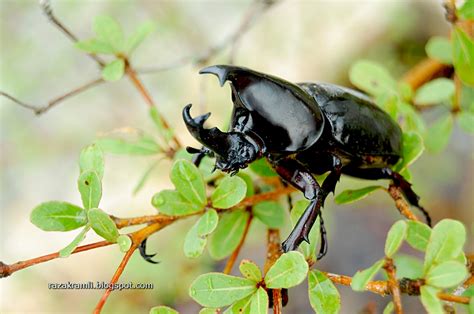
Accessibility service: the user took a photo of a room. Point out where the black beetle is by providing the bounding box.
[183,65,430,259]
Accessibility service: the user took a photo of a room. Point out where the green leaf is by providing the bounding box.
[420,286,444,314]
[308,270,341,314]
[249,159,277,177]
[96,131,161,155]
[79,144,104,180]
[88,208,119,242]
[102,59,125,82]
[424,219,466,271]
[351,259,385,291]
[334,186,382,204]
[424,114,453,153]
[208,210,250,260]
[75,39,115,54]
[149,306,179,314]
[77,170,102,210]
[252,201,286,229]
[30,201,87,231]
[230,295,252,314]
[393,254,424,279]
[133,159,161,195]
[250,287,268,314]
[199,309,219,314]
[395,132,424,171]
[117,234,132,252]
[152,190,203,216]
[425,37,452,64]
[458,111,474,133]
[59,226,90,258]
[406,220,431,251]
[398,101,426,134]
[237,172,254,197]
[149,107,174,142]
[189,273,257,307]
[452,27,474,86]
[458,0,474,21]
[384,220,407,257]
[239,260,262,282]
[196,209,219,237]
[414,78,455,105]
[184,220,207,259]
[290,200,319,260]
[126,21,156,54]
[426,261,468,288]
[265,251,308,289]
[211,176,247,209]
[93,15,124,52]
[349,60,397,96]
[383,301,394,314]
[170,160,207,207]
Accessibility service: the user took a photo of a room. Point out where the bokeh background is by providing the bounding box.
[1,0,472,313]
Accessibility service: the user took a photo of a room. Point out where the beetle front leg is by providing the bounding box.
[271,158,323,253]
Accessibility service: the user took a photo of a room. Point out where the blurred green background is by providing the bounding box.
[1,0,472,313]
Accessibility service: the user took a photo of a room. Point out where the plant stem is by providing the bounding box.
[264,229,282,314]
[384,257,403,314]
[223,214,253,274]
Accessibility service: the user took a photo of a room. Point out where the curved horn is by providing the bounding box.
[182,104,232,156]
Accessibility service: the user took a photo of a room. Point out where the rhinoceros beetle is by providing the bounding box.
[179,65,431,261]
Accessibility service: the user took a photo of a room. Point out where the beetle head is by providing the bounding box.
[183,104,264,175]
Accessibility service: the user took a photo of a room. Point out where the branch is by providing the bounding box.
[136,0,277,74]
[39,0,106,67]
[223,213,253,274]
[384,257,403,314]
[1,78,104,115]
[264,229,282,314]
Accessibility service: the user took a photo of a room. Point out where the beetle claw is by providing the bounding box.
[139,239,160,264]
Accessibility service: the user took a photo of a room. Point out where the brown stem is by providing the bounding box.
[384,258,403,314]
[1,78,104,115]
[223,214,253,274]
[39,0,105,67]
[402,58,452,91]
[387,185,420,222]
[0,241,111,278]
[264,229,282,314]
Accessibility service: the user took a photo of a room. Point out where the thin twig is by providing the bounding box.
[136,0,276,74]
[1,77,104,115]
[39,0,106,67]
[0,241,111,278]
[264,229,282,314]
[384,257,403,314]
[223,214,253,274]
[402,58,452,91]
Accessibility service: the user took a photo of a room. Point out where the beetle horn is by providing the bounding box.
[182,104,232,156]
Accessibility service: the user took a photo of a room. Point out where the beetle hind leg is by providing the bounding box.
[343,167,432,226]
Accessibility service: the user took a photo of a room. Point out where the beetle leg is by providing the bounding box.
[187,146,214,167]
[271,158,323,252]
[138,239,160,264]
[343,167,431,226]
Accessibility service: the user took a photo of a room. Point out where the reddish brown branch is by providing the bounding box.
[402,58,452,91]
[384,258,403,314]
[223,214,253,274]
[387,185,420,222]
[0,240,111,278]
[264,229,282,314]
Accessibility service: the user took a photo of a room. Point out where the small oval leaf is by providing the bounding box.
[349,60,397,96]
[265,251,308,289]
[420,286,444,314]
[30,201,87,231]
[196,209,219,237]
[249,287,268,314]
[425,261,468,288]
[426,37,452,64]
[406,220,431,251]
[334,186,382,205]
[239,260,262,282]
[78,170,102,210]
[59,226,90,258]
[211,176,247,209]
[88,208,119,242]
[79,144,104,180]
[102,59,125,82]
[117,234,132,253]
[171,160,207,207]
[424,114,453,153]
[184,221,207,259]
[152,190,203,216]
[351,259,385,291]
[384,220,407,257]
[308,270,341,314]
[149,306,179,314]
[252,201,286,229]
[189,273,257,308]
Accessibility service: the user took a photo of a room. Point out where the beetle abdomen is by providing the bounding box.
[299,83,402,164]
